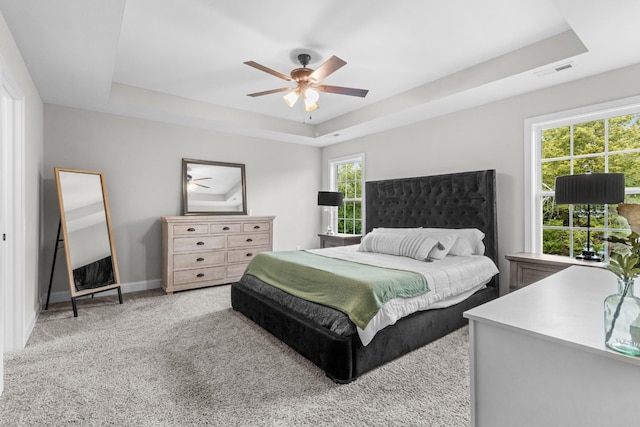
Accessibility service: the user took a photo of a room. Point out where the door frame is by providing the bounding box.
[0,57,26,395]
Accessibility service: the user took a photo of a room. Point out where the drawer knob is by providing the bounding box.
[246,238,253,242]
[187,227,195,232]
[196,241,205,246]
[253,225,260,229]
[223,226,230,231]
[196,257,205,262]
[246,253,253,257]
[196,273,205,278]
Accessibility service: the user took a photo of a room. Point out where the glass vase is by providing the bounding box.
[604,278,640,357]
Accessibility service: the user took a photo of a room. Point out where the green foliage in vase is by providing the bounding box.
[603,231,640,349]
[605,232,640,282]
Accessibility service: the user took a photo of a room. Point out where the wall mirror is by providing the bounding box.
[182,158,247,215]
[54,167,121,316]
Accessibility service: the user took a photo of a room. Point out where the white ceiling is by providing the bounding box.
[1,0,639,147]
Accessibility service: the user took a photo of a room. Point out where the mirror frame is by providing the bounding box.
[182,158,247,215]
[54,167,121,300]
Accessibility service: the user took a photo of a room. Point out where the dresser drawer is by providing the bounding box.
[227,233,271,248]
[519,264,566,288]
[173,251,225,269]
[242,222,270,233]
[506,252,604,291]
[210,223,241,233]
[227,262,250,278]
[173,236,226,252]
[173,224,209,235]
[227,246,270,263]
[173,266,226,285]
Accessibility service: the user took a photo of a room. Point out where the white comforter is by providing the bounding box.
[306,245,499,346]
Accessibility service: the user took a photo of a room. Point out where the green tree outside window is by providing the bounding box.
[336,161,362,235]
[541,113,640,257]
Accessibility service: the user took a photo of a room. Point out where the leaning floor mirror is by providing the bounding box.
[54,167,122,317]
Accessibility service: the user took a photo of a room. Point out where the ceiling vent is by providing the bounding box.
[535,62,575,78]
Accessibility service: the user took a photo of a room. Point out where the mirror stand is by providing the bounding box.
[45,220,63,311]
[46,219,123,317]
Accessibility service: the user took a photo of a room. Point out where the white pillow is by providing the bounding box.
[422,228,485,256]
[370,227,421,234]
[427,233,459,260]
[369,227,485,256]
[358,232,438,261]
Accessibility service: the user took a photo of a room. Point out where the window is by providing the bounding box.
[525,96,640,258]
[329,154,364,235]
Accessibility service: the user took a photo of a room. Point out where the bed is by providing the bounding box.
[231,169,499,383]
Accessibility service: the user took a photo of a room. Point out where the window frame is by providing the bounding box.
[524,95,640,254]
[328,153,365,235]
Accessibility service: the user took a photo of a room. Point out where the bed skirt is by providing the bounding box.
[231,278,498,383]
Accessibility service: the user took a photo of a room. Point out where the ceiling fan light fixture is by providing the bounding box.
[303,88,319,111]
[305,88,319,103]
[304,100,318,112]
[283,90,299,107]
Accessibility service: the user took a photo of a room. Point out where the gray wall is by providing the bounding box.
[322,63,640,294]
[43,106,321,299]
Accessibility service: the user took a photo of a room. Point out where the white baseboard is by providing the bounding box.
[24,302,39,345]
[42,279,162,305]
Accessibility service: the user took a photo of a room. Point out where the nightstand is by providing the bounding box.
[506,252,605,292]
[318,233,362,248]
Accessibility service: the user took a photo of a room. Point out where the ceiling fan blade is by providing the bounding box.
[317,85,369,97]
[309,56,347,83]
[193,177,212,181]
[244,61,292,81]
[246,87,291,97]
[194,183,210,189]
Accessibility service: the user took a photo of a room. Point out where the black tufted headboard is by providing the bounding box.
[365,169,498,288]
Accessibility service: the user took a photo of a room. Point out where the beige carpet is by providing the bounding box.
[0,285,471,426]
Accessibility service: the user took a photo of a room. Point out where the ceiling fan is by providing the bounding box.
[186,174,212,189]
[244,54,369,112]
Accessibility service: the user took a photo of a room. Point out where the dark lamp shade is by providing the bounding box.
[317,191,344,206]
[555,173,625,205]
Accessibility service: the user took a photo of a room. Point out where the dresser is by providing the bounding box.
[464,266,640,427]
[161,215,274,294]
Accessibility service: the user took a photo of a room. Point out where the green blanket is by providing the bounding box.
[244,251,430,329]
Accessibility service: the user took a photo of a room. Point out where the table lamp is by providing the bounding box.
[555,172,625,261]
[318,191,344,235]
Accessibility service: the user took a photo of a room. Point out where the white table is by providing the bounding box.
[464,266,640,427]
